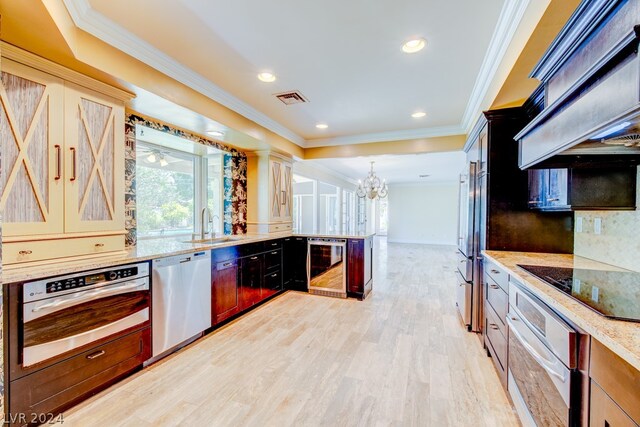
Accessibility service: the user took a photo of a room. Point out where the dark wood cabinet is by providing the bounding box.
[347,236,373,300]
[283,237,308,291]
[528,167,636,211]
[239,254,264,310]
[212,258,240,325]
[9,327,150,424]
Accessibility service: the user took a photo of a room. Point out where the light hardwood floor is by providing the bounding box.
[63,239,520,426]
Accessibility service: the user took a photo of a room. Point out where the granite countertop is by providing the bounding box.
[483,250,640,372]
[3,232,375,284]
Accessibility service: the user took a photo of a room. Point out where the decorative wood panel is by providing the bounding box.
[0,60,64,236]
[64,83,124,233]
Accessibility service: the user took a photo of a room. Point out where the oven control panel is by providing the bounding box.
[23,262,150,303]
[45,267,139,293]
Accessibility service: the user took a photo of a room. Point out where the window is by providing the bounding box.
[135,126,223,239]
[318,181,339,234]
[292,174,315,234]
[342,190,356,235]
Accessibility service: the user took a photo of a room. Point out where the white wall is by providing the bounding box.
[387,182,459,245]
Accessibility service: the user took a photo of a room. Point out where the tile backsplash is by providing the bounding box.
[574,166,640,272]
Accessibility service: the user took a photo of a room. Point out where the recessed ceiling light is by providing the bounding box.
[257,72,276,83]
[316,123,328,129]
[411,111,427,118]
[207,130,224,137]
[402,38,426,54]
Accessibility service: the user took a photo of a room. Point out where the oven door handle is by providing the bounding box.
[507,316,566,382]
[31,282,146,313]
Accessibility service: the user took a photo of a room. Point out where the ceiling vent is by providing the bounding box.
[274,91,308,105]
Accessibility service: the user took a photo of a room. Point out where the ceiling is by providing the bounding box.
[64,0,522,147]
[305,151,467,184]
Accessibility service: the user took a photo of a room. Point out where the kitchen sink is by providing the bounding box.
[186,236,244,244]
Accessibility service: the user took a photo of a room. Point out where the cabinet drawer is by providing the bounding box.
[485,260,508,292]
[264,270,282,292]
[485,274,508,324]
[4,234,125,265]
[9,327,149,417]
[265,248,282,271]
[590,339,640,424]
[485,305,507,383]
[264,239,283,251]
[269,222,292,233]
[590,380,637,427]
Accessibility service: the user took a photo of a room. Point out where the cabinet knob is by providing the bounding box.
[490,269,500,274]
[489,323,499,330]
[19,250,33,255]
[489,284,500,289]
[95,243,105,248]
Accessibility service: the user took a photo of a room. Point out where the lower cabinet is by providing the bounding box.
[9,327,150,423]
[240,254,264,310]
[346,237,373,299]
[589,339,640,426]
[283,237,308,291]
[212,258,240,325]
[483,261,509,389]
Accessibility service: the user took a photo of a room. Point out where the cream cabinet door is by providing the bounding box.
[0,60,64,236]
[269,158,283,222]
[64,83,125,233]
[280,161,292,222]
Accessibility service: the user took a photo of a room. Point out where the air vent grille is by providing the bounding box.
[274,91,308,105]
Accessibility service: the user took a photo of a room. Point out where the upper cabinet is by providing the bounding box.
[64,83,125,233]
[0,60,65,237]
[247,152,293,233]
[0,50,132,264]
[528,166,636,211]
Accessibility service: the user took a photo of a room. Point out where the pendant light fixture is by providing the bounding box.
[356,161,388,200]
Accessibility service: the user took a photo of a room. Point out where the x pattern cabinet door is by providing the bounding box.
[281,162,292,221]
[270,159,282,221]
[64,84,124,233]
[0,61,64,236]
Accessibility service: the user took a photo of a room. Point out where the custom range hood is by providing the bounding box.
[516,0,640,169]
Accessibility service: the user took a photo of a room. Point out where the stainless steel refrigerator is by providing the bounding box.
[455,161,476,330]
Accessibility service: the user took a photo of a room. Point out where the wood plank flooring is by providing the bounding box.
[63,239,520,426]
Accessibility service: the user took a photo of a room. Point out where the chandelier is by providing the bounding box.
[356,161,388,199]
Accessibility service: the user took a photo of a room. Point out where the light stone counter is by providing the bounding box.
[483,250,640,372]
[3,232,374,284]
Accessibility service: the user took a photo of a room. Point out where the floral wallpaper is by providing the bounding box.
[124,114,247,246]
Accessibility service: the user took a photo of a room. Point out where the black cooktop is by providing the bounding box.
[517,264,640,323]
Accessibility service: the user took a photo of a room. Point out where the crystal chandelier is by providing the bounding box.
[356,161,388,199]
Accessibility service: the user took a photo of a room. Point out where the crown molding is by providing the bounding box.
[62,0,306,147]
[305,125,465,148]
[460,0,532,133]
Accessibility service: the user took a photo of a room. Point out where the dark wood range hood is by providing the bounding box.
[516,0,640,169]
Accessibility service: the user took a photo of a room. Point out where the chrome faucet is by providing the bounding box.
[199,207,213,240]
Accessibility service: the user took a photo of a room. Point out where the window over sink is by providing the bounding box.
[135,126,223,239]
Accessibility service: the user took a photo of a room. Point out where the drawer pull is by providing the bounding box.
[271,251,278,255]
[86,350,106,360]
[223,262,232,267]
[489,323,499,330]
[547,198,560,202]
[490,269,500,274]
[460,259,468,263]
[19,250,33,255]
[95,243,105,248]
[271,243,278,246]
[250,256,258,260]
[271,273,277,278]
[489,284,500,289]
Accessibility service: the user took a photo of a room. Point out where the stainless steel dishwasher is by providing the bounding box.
[151,251,211,358]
